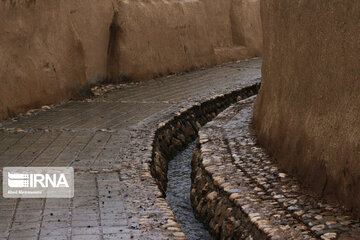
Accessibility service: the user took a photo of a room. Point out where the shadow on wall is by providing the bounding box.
[0,0,262,120]
[106,12,128,83]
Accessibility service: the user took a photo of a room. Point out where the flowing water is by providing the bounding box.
[166,140,212,240]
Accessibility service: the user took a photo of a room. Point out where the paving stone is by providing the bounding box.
[72,226,101,235]
[0,58,262,239]
[40,236,67,240]
[39,226,69,237]
[8,229,38,239]
[72,235,102,240]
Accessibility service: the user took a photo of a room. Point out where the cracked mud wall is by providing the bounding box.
[254,0,360,214]
[0,0,262,120]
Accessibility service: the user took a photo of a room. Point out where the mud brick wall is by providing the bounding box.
[0,0,262,120]
[253,0,360,215]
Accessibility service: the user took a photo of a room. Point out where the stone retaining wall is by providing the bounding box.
[191,141,269,239]
[190,97,360,240]
[189,98,273,239]
[150,83,260,196]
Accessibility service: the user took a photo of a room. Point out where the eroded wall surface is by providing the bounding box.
[254,0,360,214]
[0,0,262,120]
[0,0,114,119]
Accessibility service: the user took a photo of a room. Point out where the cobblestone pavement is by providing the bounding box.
[192,97,360,240]
[0,58,261,239]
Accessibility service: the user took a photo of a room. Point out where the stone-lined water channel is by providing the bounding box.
[166,140,212,240]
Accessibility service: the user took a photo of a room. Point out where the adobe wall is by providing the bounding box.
[254,0,360,214]
[0,0,114,119]
[0,0,262,120]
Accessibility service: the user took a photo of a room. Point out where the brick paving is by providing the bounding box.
[0,58,261,239]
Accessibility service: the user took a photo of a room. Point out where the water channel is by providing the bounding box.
[166,140,212,240]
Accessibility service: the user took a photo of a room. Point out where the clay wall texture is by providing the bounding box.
[254,0,360,214]
[0,0,262,120]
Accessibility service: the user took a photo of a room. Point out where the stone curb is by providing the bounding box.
[190,97,360,240]
[149,83,260,238]
[190,98,316,240]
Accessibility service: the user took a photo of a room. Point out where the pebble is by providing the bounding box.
[206,191,218,201]
[321,232,337,240]
[311,224,325,231]
[278,173,287,178]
